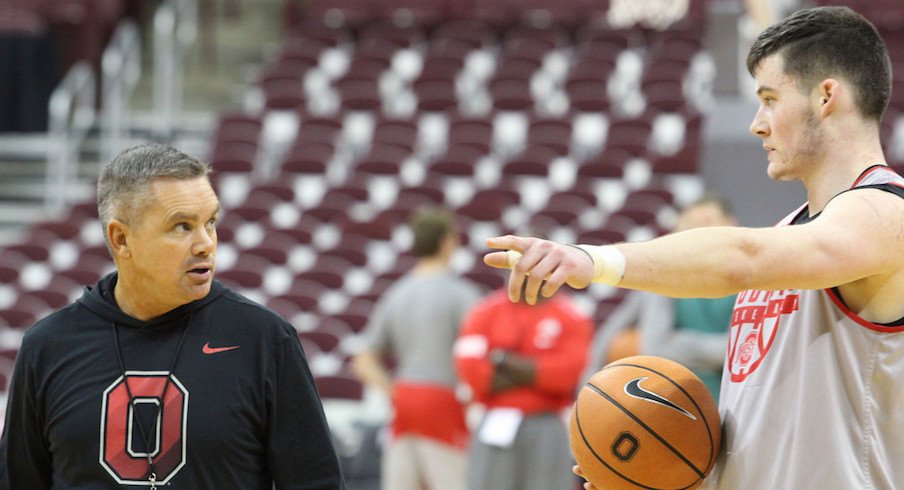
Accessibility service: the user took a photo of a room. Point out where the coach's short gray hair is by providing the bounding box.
[97,143,210,244]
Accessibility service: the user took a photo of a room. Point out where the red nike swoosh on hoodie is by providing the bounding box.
[202,342,240,354]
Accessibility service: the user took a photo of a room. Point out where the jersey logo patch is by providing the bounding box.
[727,289,799,382]
[624,377,696,420]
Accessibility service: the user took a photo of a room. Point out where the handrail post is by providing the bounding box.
[153,0,197,138]
[101,20,142,163]
[46,62,96,213]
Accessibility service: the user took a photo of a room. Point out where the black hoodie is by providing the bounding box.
[0,273,344,489]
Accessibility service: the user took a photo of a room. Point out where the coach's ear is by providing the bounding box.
[107,219,131,259]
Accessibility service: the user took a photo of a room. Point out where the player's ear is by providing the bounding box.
[816,79,839,117]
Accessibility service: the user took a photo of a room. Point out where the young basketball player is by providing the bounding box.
[486,6,904,489]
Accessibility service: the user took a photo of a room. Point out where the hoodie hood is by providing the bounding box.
[77,272,227,330]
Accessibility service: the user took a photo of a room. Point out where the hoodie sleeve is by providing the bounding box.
[267,324,346,490]
[0,337,53,490]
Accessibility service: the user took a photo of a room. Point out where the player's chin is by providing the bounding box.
[765,163,791,181]
[766,158,800,180]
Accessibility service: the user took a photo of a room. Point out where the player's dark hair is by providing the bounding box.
[410,206,455,258]
[747,6,891,122]
[98,143,210,244]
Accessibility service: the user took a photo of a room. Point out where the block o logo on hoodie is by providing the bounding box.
[100,371,188,485]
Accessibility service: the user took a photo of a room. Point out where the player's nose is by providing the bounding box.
[749,108,769,137]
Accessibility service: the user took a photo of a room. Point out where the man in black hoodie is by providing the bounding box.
[0,144,345,489]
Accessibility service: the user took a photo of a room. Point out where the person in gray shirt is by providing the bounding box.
[352,207,479,490]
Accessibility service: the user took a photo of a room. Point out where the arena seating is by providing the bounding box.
[0,0,716,404]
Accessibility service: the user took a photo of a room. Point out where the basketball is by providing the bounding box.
[569,355,721,490]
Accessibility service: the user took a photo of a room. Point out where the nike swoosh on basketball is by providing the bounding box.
[202,342,240,354]
[624,377,696,420]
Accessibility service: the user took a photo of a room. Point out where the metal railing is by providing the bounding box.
[46,62,96,212]
[34,0,196,214]
[153,0,198,138]
[101,20,142,163]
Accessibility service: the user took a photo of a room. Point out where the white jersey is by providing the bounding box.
[714,166,904,490]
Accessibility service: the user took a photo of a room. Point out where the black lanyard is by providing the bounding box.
[112,320,189,488]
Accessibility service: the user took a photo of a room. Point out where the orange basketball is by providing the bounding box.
[569,355,721,490]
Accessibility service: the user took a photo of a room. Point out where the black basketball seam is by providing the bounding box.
[587,382,706,479]
[603,362,718,470]
[575,400,702,490]
[574,401,660,490]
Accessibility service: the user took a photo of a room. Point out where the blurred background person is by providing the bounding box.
[352,207,480,490]
[585,195,737,399]
[454,283,592,490]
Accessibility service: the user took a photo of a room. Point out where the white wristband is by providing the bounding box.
[575,244,626,285]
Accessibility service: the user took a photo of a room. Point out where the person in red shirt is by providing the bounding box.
[454,288,592,490]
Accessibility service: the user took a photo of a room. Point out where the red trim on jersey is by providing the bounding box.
[824,288,904,333]
[851,165,894,187]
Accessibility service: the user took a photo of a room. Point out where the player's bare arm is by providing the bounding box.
[486,187,904,313]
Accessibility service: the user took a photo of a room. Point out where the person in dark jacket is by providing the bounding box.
[0,143,345,489]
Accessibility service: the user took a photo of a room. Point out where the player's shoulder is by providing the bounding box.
[842,165,904,205]
[852,164,904,188]
[823,180,904,223]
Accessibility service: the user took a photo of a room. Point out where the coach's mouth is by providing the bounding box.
[187,265,213,282]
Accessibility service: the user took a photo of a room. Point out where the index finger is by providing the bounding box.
[485,235,533,303]
[485,235,529,252]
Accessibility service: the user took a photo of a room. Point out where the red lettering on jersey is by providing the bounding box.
[727,290,799,382]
